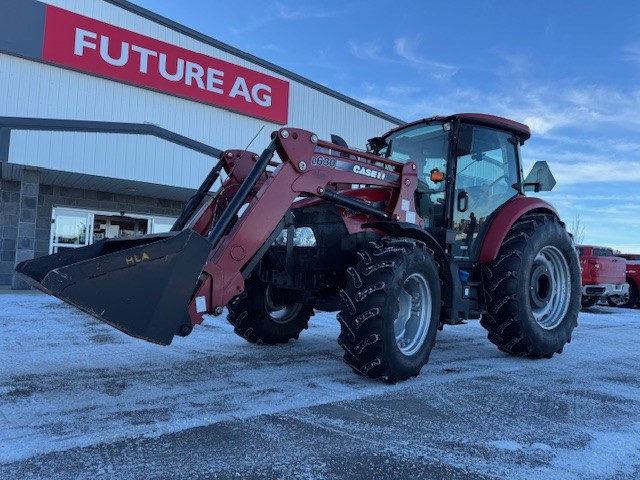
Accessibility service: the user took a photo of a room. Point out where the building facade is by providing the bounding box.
[0,0,402,287]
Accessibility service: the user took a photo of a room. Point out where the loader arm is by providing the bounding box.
[15,127,420,345]
[184,128,421,333]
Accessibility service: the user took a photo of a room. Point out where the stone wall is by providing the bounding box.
[1,178,185,287]
[0,179,21,286]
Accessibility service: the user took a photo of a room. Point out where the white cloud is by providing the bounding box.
[544,193,640,204]
[536,159,640,186]
[358,46,640,136]
[522,116,567,135]
[273,2,335,21]
[622,44,640,64]
[537,191,640,252]
[500,53,530,77]
[349,41,389,62]
[385,85,421,96]
[393,37,459,79]
[231,2,340,34]
[348,37,458,81]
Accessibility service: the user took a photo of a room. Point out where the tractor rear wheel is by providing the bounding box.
[226,276,313,344]
[606,283,638,308]
[338,237,441,382]
[481,214,580,358]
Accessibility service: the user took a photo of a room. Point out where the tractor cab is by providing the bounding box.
[368,114,532,260]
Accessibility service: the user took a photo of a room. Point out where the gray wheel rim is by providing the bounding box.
[530,246,571,329]
[609,294,629,306]
[394,272,432,356]
[264,285,302,324]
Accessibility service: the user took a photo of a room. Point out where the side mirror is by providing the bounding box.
[456,124,473,157]
[523,161,556,192]
[366,136,387,154]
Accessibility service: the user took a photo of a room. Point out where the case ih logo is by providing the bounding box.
[39,6,289,123]
[353,165,386,180]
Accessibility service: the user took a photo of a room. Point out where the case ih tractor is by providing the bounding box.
[16,113,581,382]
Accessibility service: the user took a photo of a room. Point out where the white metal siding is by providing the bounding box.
[2,1,401,190]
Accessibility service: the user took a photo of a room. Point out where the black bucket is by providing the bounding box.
[15,229,212,345]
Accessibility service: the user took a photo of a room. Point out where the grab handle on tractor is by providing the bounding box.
[457,190,469,212]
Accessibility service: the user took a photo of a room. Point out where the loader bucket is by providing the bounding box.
[15,229,212,345]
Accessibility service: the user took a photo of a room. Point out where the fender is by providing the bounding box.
[362,220,451,288]
[363,220,453,289]
[476,196,558,264]
[363,221,447,265]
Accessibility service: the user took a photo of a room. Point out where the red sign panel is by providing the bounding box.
[42,6,289,124]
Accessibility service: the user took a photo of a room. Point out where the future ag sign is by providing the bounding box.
[0,1,290,124]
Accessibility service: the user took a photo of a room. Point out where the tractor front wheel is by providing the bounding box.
[481,214,580,358]
[226,276,313,344]
[338,237,441,382]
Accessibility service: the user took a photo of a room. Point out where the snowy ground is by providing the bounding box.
[0,291,639,479]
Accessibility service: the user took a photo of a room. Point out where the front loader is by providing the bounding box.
[16,113,581,382]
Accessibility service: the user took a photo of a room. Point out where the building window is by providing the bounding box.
[50,207,176,253]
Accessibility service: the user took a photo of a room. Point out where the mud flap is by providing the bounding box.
[15,230,212,345]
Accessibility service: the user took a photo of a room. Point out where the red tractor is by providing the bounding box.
[16,113,581,382]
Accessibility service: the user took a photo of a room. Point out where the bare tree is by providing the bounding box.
[569,213,586,245]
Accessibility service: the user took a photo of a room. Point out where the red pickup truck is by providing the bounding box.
[577,245,628,308]
[606,253,640,308]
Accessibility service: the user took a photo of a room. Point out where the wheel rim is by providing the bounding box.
[264,285,302,324]
[394,272,432,356]
[529,246,571,329]
[609,294,629,306]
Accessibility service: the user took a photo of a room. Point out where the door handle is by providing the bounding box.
[457,190,469,212]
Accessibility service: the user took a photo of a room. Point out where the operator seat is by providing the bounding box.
[415,170,444,227]
[415,183,434,219]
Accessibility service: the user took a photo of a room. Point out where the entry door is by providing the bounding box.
[452,126,520,259]
[149,217,176,234]
[50,208,93,253]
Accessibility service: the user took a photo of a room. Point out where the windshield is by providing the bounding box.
[376,122,450,184]
[374,122,450,228]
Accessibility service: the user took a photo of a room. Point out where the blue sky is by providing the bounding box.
[131,0,640,253]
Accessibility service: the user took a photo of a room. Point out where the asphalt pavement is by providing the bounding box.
[0,292,638,479]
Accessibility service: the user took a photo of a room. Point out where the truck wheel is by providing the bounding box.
[606,283,638,308]
[581,296,599,309]
[338,237,441,382]
[226,276,313,344]
[481,214,580,358]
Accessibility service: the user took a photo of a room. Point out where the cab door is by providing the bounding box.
[452,126,521,260]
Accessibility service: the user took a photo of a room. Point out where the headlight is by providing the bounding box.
[273,226,317,247]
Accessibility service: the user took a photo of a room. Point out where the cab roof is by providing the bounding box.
[384,113,532,144]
